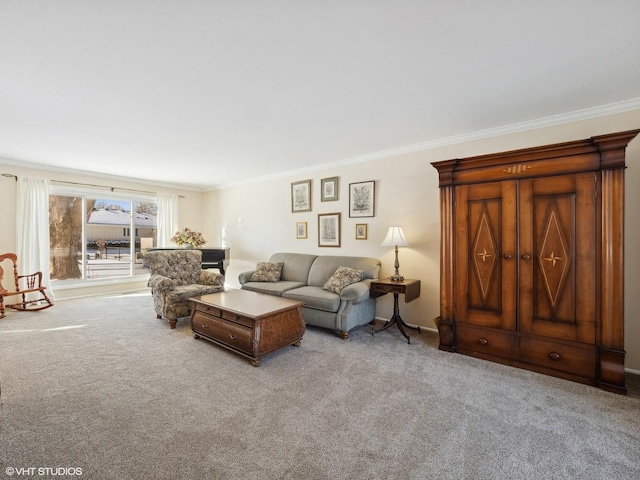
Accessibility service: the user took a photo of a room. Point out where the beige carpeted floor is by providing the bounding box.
[1,291,639,480]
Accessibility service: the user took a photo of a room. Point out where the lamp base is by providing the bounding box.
[388,274,404,282]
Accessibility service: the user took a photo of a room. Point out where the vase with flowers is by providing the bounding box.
[171,227,207,248]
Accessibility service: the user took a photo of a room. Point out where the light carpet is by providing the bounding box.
[0,292,639,480]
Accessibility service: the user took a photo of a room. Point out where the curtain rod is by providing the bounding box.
[1,173,184,198]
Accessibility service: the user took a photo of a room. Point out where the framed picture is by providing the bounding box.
[349,180,375,217]
[355,223,368,240]
[296,221,308,239]
[291,179,311,212]
[321,176,339,202]
[318,212,341,247]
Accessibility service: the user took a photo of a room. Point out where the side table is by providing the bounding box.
[370,278,421,344]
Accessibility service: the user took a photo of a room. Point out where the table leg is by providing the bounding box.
[372,293,420,344]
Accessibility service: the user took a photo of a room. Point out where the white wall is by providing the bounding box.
[2,110,639,372]
[202,152,442,338]
[206,109,640,372]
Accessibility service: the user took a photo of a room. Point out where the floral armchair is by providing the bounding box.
[144,249,224,329]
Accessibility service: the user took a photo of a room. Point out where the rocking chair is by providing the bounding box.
[0,253,53,319]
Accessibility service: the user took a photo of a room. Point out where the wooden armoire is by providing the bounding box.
[431,130,639,394]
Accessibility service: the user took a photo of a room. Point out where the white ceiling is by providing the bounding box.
[1,1,639,191]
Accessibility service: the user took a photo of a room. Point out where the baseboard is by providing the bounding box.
[373,316,640,376]
[55,288,150,302]
[372,316,438,334]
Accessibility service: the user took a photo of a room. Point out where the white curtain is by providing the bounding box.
[157,193,179,247]
[16,177,55,303]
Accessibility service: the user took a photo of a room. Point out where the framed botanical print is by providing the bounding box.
[355,223,368,240]
[296,221,308,239]
[321,176,339,202]
[318,212,341,247]
[291,179,311,212]
[349,180,375,217]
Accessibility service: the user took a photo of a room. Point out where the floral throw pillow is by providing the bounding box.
[323,266,364,294]
[249,262,284,282]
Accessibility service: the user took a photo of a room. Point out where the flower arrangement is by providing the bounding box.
[171,227,207,248]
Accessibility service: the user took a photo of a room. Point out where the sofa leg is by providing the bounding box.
[339,331,349,341]
[168,318,177,329]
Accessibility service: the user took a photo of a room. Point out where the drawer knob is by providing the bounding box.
[521,254,531,260]
[477,338,489,346]
[229,334,236,340]
[548,352,561,361]
[200,324,209,329]
[504,254,513,259]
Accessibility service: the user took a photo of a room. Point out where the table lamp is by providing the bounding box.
[381,226,411,281]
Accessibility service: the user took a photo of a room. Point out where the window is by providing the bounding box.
[49,187,157,284]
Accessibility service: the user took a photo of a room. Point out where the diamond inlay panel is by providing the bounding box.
[472,211,497,301]
[539,208,569,308]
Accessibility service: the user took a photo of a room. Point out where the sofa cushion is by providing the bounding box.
[323,266,364,294]
[249,262,284,282]
[307,255,381,287]
[241,280,306,297]
[268,253,318,283]
[283,286,341,312]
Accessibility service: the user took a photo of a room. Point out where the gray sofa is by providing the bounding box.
[239,252,381,340]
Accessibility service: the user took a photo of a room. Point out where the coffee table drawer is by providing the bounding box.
[192,313,252,352]
[198,304,253,328]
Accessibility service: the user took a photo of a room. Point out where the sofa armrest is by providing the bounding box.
[148,274,176,293]
[200,270,224,287]
[238,270,255,285]
[340,280,372,303]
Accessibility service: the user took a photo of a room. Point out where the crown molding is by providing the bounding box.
[217,97,640,190]
[336,97,640,166]
[0,157,208,193]
[4,97,640,192]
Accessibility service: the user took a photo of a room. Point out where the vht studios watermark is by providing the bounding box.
[5,466,83,476]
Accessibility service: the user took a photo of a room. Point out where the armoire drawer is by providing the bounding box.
[191,313,253,353]
[519,337,596,378]
[456,325,516,360]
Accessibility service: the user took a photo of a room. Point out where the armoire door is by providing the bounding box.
[518,172,597,344]
[454,180,517,331]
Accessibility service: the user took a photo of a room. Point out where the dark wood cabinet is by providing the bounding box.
[432,130,639,394]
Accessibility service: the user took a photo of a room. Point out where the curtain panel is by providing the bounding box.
[157,193,178,248]
[16,177,55,302]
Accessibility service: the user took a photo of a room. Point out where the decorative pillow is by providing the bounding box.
[323,266,364,294]
[249,262,284,282]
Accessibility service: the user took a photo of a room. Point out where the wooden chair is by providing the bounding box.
[0,253,53,319]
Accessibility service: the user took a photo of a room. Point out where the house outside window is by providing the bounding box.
[49,187,157,284]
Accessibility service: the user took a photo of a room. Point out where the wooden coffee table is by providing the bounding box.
[189,289,305,366]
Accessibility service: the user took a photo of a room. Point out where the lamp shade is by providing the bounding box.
[380,226,411,247]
